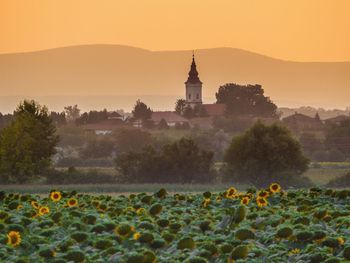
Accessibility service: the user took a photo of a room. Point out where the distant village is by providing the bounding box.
[72,54,349,138]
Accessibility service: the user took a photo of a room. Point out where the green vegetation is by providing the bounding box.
[1,185,350,262]
[0,100,59,183]
[224,122,310,187]
[116,138,214,183]
[216,83,278,117]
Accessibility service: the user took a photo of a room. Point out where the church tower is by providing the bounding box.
[185,53,202,107]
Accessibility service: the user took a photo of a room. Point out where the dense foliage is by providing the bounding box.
[0,100,59,183]
[1,186,350,262]
[216,83,278,117]
[132,100,152,121]
[116,138,214,183]
[224,122,310,187]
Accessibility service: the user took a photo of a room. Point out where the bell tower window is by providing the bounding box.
[189,94,191,99]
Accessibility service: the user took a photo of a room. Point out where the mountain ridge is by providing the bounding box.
[0,44,349,111]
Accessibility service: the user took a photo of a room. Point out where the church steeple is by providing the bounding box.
[185,51,202,84]
[185,51,203,106]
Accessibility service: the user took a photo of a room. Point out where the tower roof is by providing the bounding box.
[185,53,202,84]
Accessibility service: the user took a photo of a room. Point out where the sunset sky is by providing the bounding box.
[1,0,349,61]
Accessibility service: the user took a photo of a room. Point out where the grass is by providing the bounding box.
[304,168,349,186]
[4,163,350,194]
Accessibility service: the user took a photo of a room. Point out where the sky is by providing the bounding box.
[0,0,350,61]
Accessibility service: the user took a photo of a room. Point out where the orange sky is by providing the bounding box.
[0,0,349,61]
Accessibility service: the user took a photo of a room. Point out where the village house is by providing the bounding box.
[82,111,126,135]
[282,112,324,134]
[324,115,350,126]
[151,111,188,127]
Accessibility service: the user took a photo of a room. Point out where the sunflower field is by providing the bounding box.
[1,185,350,262]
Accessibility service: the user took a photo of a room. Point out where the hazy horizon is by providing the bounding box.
[1,0,349,61]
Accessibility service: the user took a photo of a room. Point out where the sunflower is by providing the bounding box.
[17,204,23,210]
[240,197,250,205]
[133,232,141,240]
[203,198,211,208]
[39,206,50,216]
[256,197,268,207]
[50,191,62,202]
[115,224,133,237]
[269,183,281,193]
[7,231,21,247]
[226,187,237,198]
[257,190,269,199]
[289,248,300,255]
[31,201,40,209]
[136,208,146,215]
[216,196,222,203]
[337,237,345,246]
[67,198,78,207]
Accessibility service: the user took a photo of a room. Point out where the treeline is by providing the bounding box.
[0,100,311,188]
[299,120,350,161]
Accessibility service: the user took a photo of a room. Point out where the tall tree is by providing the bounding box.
[0,100,59,183]
[64,105,81,122]
[132,100,152,121]
[224,122,309,187]
[175,99,186,115]
[216,83,277,117]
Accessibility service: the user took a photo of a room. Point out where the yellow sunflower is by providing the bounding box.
[67,198,78,207]
[50,191,62,202]
[7,231,21,247]
[136,208,146,215]
[203,198,211,208]
[39,206,50,216]
[240,197,250,205]
[133,232,141,240]
[31,201,40,209]
[269,183,281,193]
[289,248,300,255]
[226,187,237,198]
[338,237,345,246]
[257,190,269,199]
[256,197,268,207]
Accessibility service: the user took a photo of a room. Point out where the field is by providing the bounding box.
[1,186,350,262]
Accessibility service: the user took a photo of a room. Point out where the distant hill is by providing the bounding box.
[0,44,349,112]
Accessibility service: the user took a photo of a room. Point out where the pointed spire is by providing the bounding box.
[186,51,202,84]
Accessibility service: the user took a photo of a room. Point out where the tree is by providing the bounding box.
[0,100,59,183]
[115,138,214,183]
[183,105,194,119]
[50,111,67,126]
[325,120,350,157]
[64,105,81,122]
[175,99,186,115]
[162,138,214,183]
[224,122,310,187]
[132,100,152,121]
[80,137,114,158]
[216,83,278,117]
[299,132,325,160]
[113,128,153,153]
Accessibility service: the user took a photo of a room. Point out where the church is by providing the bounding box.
[184,53,226,116]
[149,53,225,129]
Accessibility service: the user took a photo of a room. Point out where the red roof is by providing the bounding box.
[151,111,187,123]
[202,104,226,116]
